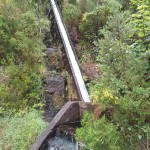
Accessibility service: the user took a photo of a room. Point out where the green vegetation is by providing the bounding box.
[76,113,122,150]
[0,0,49,111]
[0,0,49,149]
[0,0,149,149]
[0,109,47,150]
[62,0,150,149]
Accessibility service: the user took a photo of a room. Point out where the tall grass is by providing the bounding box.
[0,109,47,150]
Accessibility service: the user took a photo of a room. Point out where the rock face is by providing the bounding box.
[44,76,66,95]
[43,76,67,122]
[43,48,67,122]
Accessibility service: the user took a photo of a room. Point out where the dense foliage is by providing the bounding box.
[0,0,49,149]
[0,0,149,149]
[0,109,47,150]
[62,0,150,149]
[0,0,48,111]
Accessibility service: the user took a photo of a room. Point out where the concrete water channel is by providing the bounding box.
[30,0,95,149]
[30,102,95,150]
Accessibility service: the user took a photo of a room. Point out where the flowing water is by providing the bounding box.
[47,136,76,150]
[47,121,81,150]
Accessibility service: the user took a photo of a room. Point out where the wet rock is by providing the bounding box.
[56,125,76,142]
[43,47,67,122]
[43,76,67,122]
[44,76,66,95]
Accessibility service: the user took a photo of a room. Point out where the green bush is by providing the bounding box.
[68,0,77,5]
[76,0,150,149]
[0,63,42,111]
[0,1,46,65]
[79,0,121,43]
[0,0,48,111]
[78,0,98,13]
[76,113,122,150]
[63,4,81,28]
[79,5,110,43]
[130,0,150,39]
[0,109,47,150]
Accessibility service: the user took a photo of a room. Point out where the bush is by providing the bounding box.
[62,4,81,28]
[0,63,42,111]
[76,0,150,149]
[0,109,47,150]
[79,0,122,43]
[130,0,150,39]
[76,113,122,150]
[79,4,110,43]
[78,0,98,13]
[0,0,48,111]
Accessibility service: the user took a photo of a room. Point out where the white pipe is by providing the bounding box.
[50,0,90,102]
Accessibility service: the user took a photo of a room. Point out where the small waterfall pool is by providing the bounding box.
[47,136,76,150]
[46,121,81,150]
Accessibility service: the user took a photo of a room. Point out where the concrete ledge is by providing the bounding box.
[30,101,96,150]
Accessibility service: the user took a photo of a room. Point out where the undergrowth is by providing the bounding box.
[0,109,47,150]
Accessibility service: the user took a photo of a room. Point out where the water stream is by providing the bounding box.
[47,136,76,150]
[47,121,81,150]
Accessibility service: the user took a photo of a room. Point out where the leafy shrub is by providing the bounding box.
[63,4,81,28]
[79,4,110,43]
[0,0,48,111]
[130,0,150,39]
[0,109,47,150]
[76,0,150,149]
[79,0,122,43]
[76,113,122,150]
[78,0,98,13]
[68,0,77,5]
[0,63,42,111]
[0,1,46,65]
